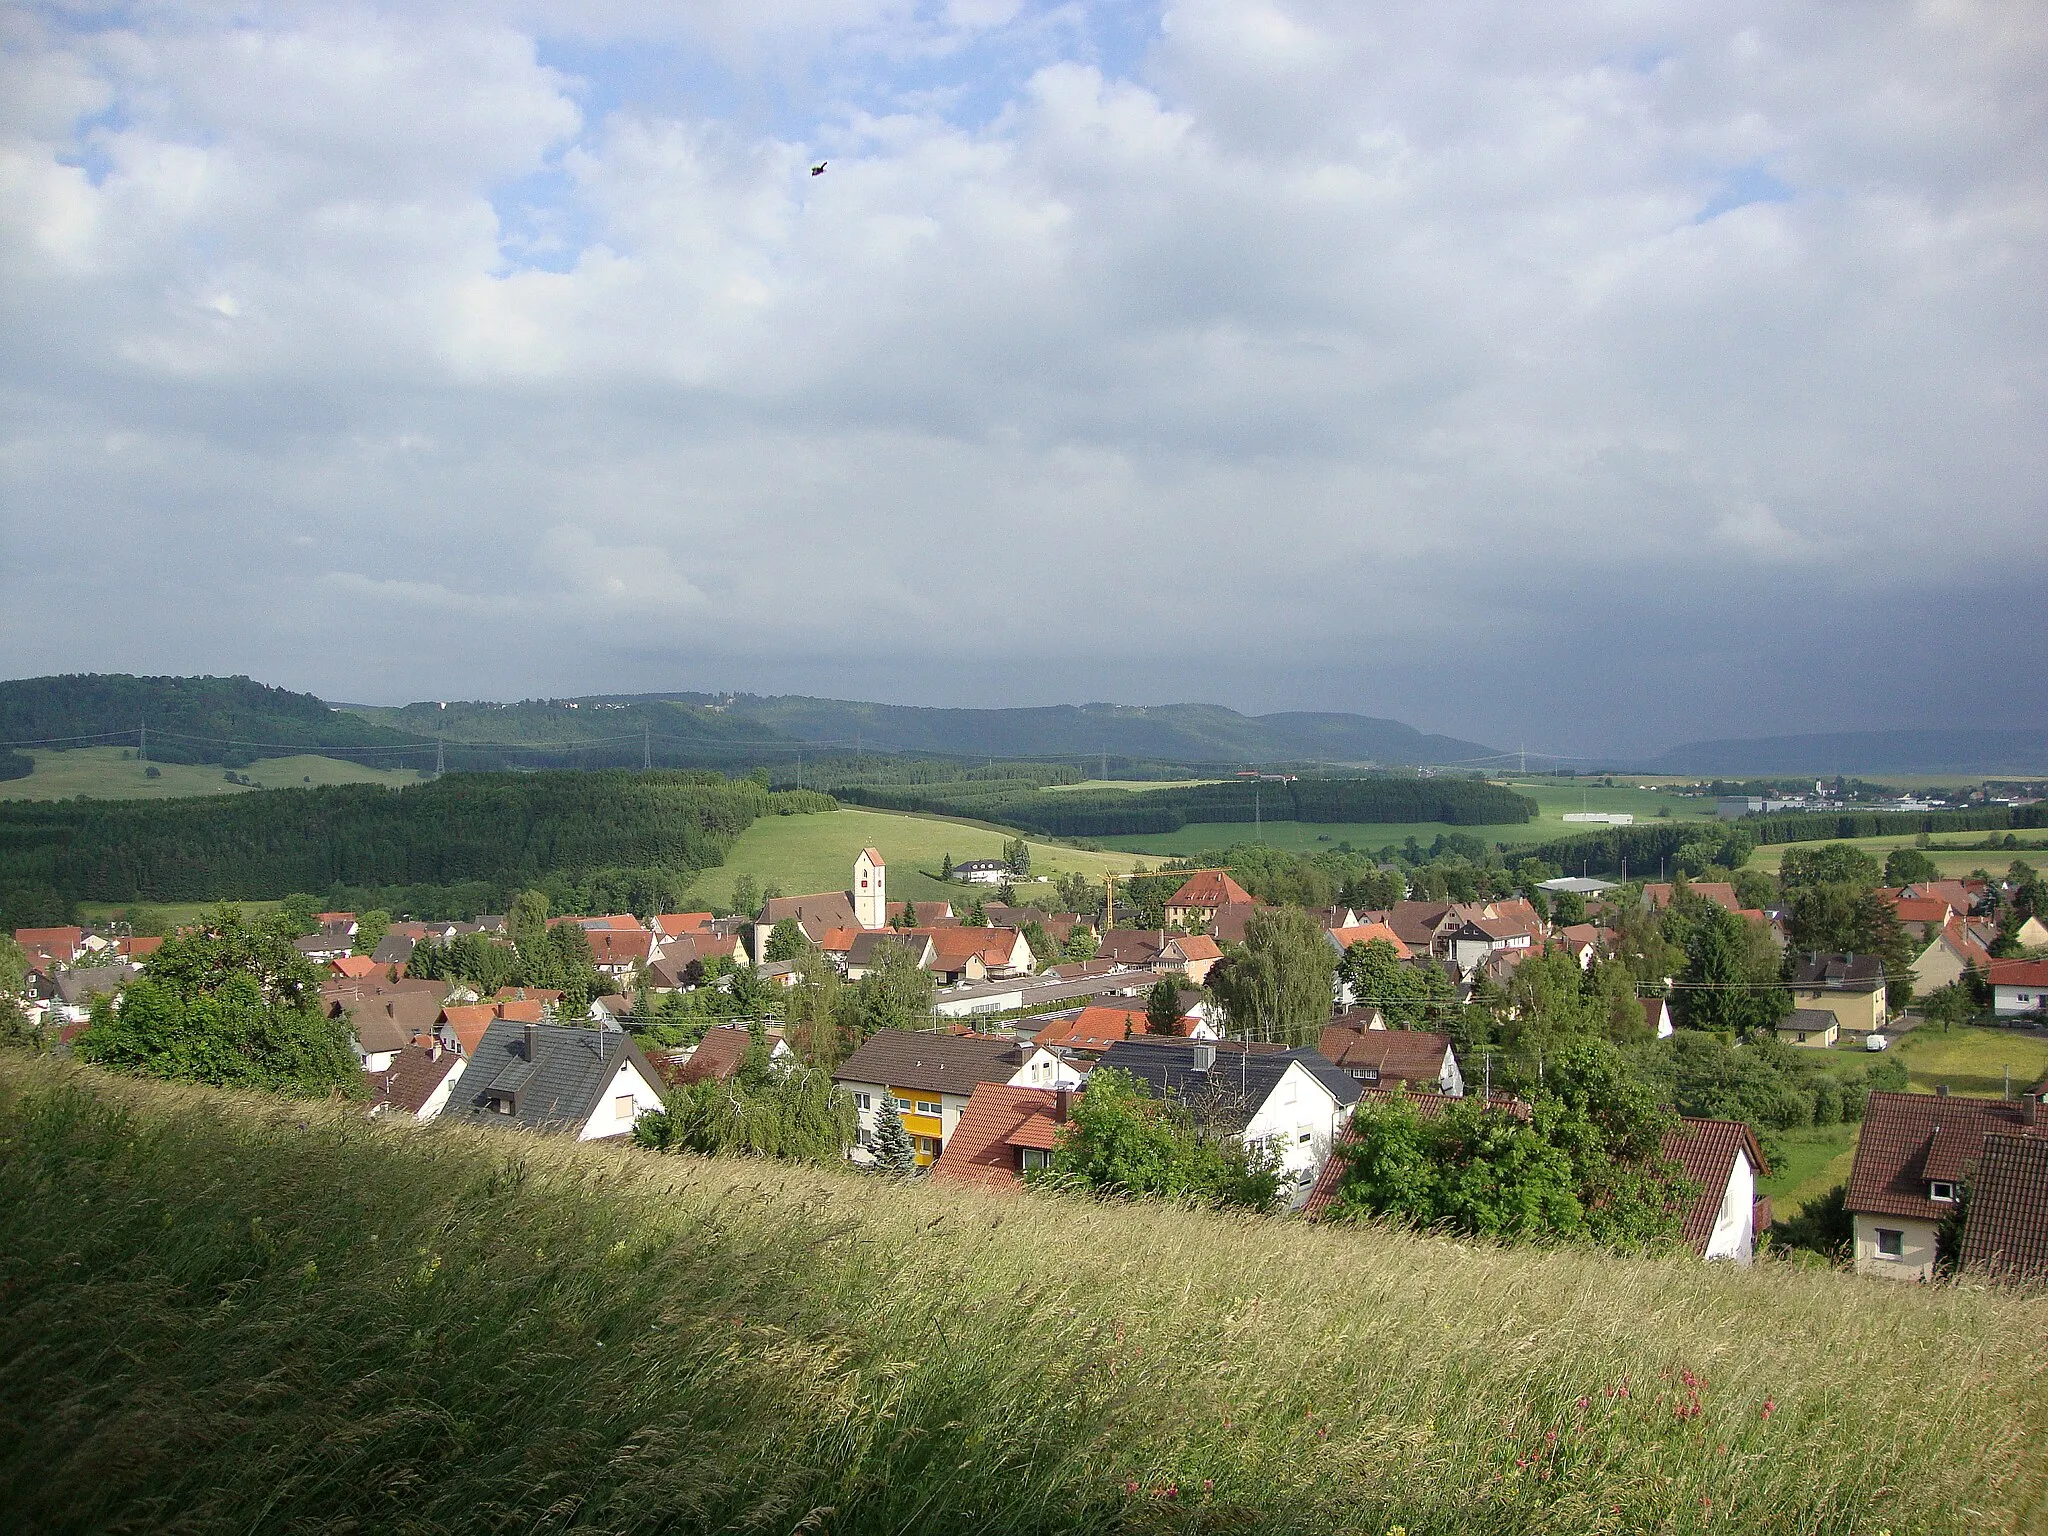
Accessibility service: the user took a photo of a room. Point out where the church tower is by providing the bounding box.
[853,847,886,930]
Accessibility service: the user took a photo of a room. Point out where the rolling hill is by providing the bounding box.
[609,693,1502,766]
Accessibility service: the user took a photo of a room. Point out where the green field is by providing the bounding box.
[1747,832,2044,877]
[5,1057,2045,1535]
[73,898,285,928]
[0,747,419,801]
[689,807,1165,909]
[1895,1024,2048,1100]
[1758,1124,1860,1217]
[1102,778,1720,858]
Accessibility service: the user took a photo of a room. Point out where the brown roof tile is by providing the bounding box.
[1848,1091,2046,1222]
[929,1084,1070,1190]
[1660,1117,1767,1255]
[833,1028,1023,1098]
[1959,1132,2048,1280]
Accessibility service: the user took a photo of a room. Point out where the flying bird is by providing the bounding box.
[811,162,827,176]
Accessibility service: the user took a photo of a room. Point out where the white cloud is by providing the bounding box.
[2,0,2044,752]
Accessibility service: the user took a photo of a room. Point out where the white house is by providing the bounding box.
[951,859,1012,885]
[1663,1118,1767,1264]
[1989,959,2048,1019]
[436,1021,667,1141]
[1095,1039,1361,1208]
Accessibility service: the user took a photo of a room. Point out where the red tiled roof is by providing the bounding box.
[654,912,713,936]
[1848,1091,2046,1222]
[1642,883,1740,913]
[659,1024,754,1086]
[1166,870,1253,910]
[930,1084,1068,1190]
[586,930,654,966]
[1889,896,1955,926]
[1329,923,1412,959]
[1318,1021,1452,1084]
[328,954,379,979]
[1660,1117,1767,1256]
[1169,934,1222,961]
[914,926,1022,967]
[1035,1004,1153,1053]
[114,935,164,960]
[439,1004,497,1056]
[1987,959,2048,990]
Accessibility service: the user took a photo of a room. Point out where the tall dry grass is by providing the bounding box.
[1,1053,2043,1535]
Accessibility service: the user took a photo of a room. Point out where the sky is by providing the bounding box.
[3,0,2044,758]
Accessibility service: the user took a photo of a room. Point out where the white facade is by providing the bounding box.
[576,1057,668,1141]
[1993,982,2048,1019]
[1702,1148,1758,1263]
[853,848,887,930]
[1005,1046,1086,1090]
[1241,1061,1349,1210]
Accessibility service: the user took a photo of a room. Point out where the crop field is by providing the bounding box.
[689,806,1165,909]
[1101,778,1720,858]
[0,747,419,801]
[5,1057,2047,1534]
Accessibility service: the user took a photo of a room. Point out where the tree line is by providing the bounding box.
[836,775,1536,837]
[0,770,836,925]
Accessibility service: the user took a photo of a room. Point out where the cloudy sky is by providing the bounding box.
[4,0,2044,756]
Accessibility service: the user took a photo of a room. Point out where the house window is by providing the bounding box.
[915,1099,942,1117]
[615,1094,635,1122]
[1018,1147,1051,1171]
[1298,1130,1312,1144]
[853,1092,872,1112]
[894,1097,911,1112]
[1930,1181,1956,1202]
[1876,1228,1905,1258]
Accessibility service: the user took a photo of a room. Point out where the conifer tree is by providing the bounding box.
[873,1096,917,1174]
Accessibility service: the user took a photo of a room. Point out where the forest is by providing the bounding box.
[835,774,1536,837]
[0,770,834,924]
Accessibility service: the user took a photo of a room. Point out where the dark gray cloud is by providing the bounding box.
[3,0,2043,755]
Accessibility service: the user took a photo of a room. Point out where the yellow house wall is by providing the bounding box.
[1791,988,1884,1034]
[1852,1213,1941,1281]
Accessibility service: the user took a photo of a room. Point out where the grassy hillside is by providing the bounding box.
[0,747,420,801]
[1747,832,2046,876]
[2,1057,2043,1535]
[689,807,1156,909]
[1895,1026,2048,1101]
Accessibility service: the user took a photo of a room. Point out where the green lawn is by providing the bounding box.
[1758,1124,1860,1217]
[0,747,419,801]
[689,807,1169,910]
[1894,1025,2048,1100]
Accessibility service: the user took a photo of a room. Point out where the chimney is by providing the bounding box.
[1192,1041,1216,1074]
[524,1021,539,1062]
[1935,1083,1948,1097]
[1054,1088,1072,1123]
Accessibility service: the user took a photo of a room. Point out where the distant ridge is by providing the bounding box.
[611,694,1500,767]
[1647,728,2048,776]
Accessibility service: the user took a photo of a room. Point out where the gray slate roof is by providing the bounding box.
[371,934,416,965]
[53,964,139,1006]
[1096,1039,1360,1133]
[1789,953,1885,992]
[439,1020,658,1136]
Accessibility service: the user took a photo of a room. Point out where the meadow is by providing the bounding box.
[1102,778,1719,858]
[1745,832,2045,877]
[688,806,1165,909]
[0,746,420,801]
[2,1055,2044,1535]
[1894,1024,2048,1101]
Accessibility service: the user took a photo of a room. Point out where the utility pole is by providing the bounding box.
[643,722,651,771]
[139,718,147,762]
[434,735,445,777]
[1520,742,1526,774]
[795,750,802,790]
[1101,746,1107,781]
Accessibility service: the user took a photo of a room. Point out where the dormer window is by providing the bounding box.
[1929,1180,1956,1202]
